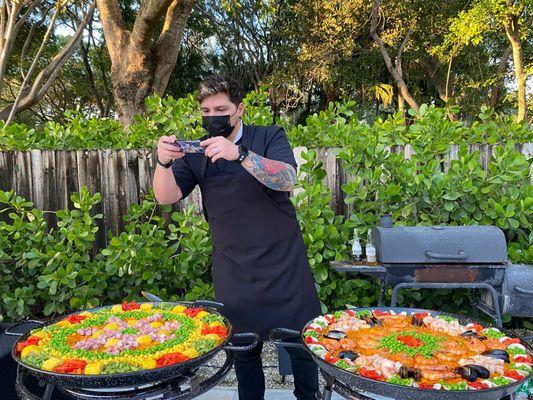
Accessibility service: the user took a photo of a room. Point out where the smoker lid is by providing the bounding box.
[372,225,508,264]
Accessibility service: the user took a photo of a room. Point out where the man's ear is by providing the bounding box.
[238,102,245,118]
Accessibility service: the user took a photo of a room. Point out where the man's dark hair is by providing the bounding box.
[198,75,244,105]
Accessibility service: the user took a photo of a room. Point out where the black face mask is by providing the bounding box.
[202,111,238,138]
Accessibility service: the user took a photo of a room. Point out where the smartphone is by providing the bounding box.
[164,139,204,154]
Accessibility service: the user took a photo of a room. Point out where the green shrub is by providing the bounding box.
[0,90,531,321]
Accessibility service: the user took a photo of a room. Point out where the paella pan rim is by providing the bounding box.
[11,301,234,388]
[301,306,532,400]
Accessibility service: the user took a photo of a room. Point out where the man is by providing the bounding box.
[153,75,321,400]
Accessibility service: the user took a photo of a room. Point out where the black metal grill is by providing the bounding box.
[332,215,533,327]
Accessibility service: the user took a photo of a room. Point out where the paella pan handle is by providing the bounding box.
[514,286,533,295]
[193,300,224,310]
[223,332,260,351]
[269,328,305,349]
[141,291,163,302]
[425,250,466,260]
[4,320,44,337]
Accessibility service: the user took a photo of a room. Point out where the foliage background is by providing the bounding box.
[0,91,531,325]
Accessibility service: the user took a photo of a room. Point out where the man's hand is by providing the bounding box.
[157,135,185,164]
[200,136,239,163]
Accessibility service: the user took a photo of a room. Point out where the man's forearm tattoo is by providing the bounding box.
[241,151,296,191]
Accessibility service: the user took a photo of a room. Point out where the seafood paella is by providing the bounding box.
[14,302,229,375]
[303,309,532,391]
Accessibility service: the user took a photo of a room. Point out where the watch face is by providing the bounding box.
[238,145,248,162]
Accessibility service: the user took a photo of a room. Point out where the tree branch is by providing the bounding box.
[370,0,418,111]
[14,0,39,32]
[1,0,96,123]
[489,46,512,108]
[95,0,126,56]
[131,0,175,48]
[0,1,22,94]
[152,0,195,95]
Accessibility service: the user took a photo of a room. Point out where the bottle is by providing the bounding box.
[366,230,376,264]
[351,229,362,263]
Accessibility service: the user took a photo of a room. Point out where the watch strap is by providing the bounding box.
[236,144,249,163]
[157,158,173,169]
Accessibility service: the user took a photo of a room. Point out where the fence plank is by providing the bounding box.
[0,144,530,247]
[0,151,13,192]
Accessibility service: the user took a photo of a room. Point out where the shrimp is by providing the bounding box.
[382,316,410,329]
[414,354,435,366]
[329,317,369,333]
[485,338,506,350]
[322,338,341,352]
[418,365,458,381]
[339,338,357,350]
[422,370,458,381]
[435,352,458,362]
[464,338,487,353]
[355,354,402,379]
[440,340,468,355]
[423,316,466,336]
[356,337,381,350]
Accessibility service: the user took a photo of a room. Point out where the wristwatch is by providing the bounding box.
[236,144,249,163]
[157,158,173,169]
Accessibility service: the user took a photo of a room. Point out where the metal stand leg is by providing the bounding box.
[470,288,479,319]
[42,384,54,400]
[322,373,334,400]
[377,279,386,307]
[390,282,503,328]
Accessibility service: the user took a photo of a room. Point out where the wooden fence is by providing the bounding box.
[0,144,531,249]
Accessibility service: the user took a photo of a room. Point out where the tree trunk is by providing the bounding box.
[489,46,512,108]
[96,0,195,125]
[111,38,157,124]
[503,4,526,121]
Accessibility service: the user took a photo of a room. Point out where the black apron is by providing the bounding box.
[198,127,321,340]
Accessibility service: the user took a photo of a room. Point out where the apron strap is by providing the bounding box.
[200,123,252,222]
[200,155,209,221]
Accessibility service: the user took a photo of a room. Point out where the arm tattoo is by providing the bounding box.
[241,151,296,191]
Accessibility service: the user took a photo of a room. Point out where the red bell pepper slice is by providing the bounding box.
[155,352,189,367]
[184,307,204,318]
[418,383,434,390]
[505,370,525,381]
[16,335,41,353]
[201,325,228,338]
[66,314,88,324]
[53,359,87,374]
[397,335,423,347]
[359,367,384,381]
[513,354,532,363]
[502,337,521,346]
[324,353,340,364]
[121,301,140,311]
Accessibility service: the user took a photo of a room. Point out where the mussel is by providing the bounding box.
[398,366,422,381]
[411,315,426,327]
[338,350,359,361]
[324,330,346,340]
[482,349,510,363]
[454,365,491,382]
[362,315,382,327]
[460,330,487,341]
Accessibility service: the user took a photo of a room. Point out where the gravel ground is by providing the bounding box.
[198,341,296,390]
